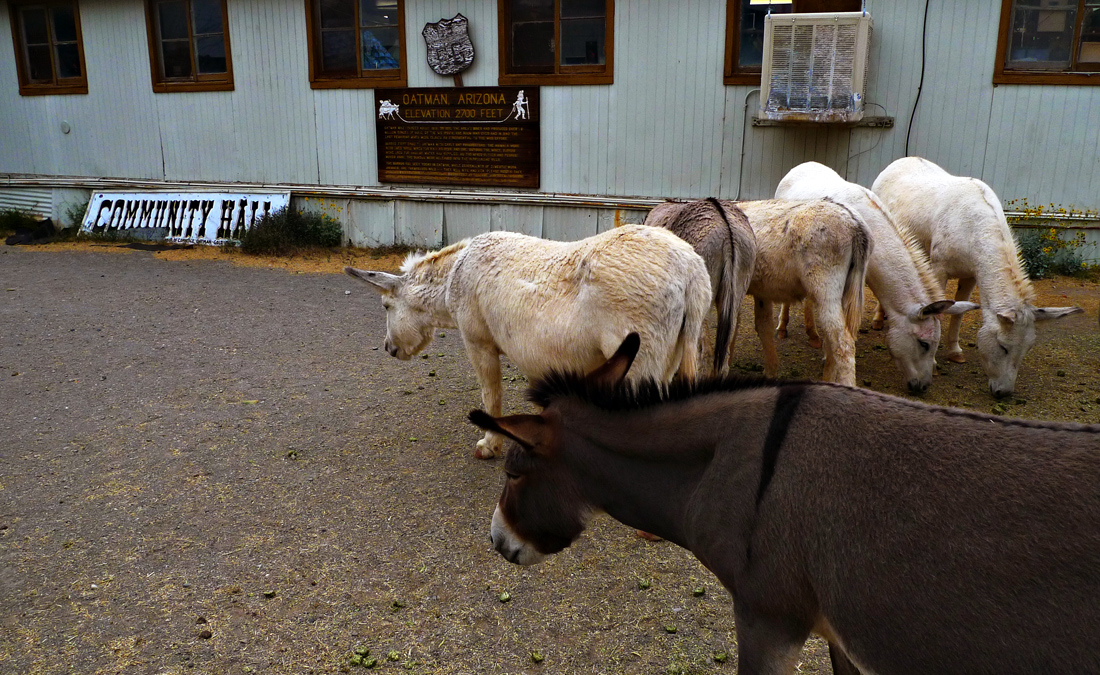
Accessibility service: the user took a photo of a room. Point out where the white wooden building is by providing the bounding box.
[2,0,1098,256]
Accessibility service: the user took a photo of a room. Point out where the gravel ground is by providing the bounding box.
[1,244,1097,675]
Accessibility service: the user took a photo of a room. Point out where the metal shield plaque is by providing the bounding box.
[422,14,474,76]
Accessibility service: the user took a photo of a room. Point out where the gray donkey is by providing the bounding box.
[471,334,1100,675]
[644,198,757,376]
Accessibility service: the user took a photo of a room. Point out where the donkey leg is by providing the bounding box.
[829,643,863,675]
[871,300,886,331]
[734,609,809,675]
[945,277,977,363]
[776,303,790,340]
[464,340,505,459]
[812,303,856,386]
[803,301,822,349]
[754,298,780,378]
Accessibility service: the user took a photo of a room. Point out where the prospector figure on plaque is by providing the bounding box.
[513,90,529,120]
[422,14,474,76]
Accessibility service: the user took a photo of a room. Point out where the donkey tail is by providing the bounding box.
[706,198,754,375]
[841,211,873,340]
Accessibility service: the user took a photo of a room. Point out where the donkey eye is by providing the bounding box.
[917,340,930,352]
[504,471,520,480]
[999,343,1009,355]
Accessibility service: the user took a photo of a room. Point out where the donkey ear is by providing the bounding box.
[468,410,546,450]
[586,333,640,388]
[1033,305,1084,321]
[912,300,981,320]
[344,266,401,294]
[941,301,981,316]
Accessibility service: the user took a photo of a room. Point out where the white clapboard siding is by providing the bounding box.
[2,0,1100,245]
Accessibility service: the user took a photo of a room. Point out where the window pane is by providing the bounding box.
[1081,3,1100,63]
[361,27,400,70]
[192,0,223,35]
[321,29,357,71]
[159,1,190,40]
[561,18,604,65]
[511,20,554,70]
[511,0,553,23]
[561,0,604,19]
[195,35,227,73]
[51,6,78,43]
[320,0,354,29]
[738,0,793,69]
[1006,1,1076,69]
[361,0,398,27]
[26,44,53,81]
[21,8,50,44]
[55,43,81,78]
[162,39,193,77]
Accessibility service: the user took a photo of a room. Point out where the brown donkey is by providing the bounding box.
[470,334,1100,675]
[644,198,757,376]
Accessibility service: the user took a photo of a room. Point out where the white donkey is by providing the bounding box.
[873,157,1083,397]
[738,199,871,386]
[776,162,980,394]
[346,225,711,458]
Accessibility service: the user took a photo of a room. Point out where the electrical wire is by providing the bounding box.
[905,0,931,157]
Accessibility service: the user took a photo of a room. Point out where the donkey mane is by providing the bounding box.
[400,239,470,276]
[970,178,1036,304]
[887,208,941,300]
[529,368,1099,434]
[527,369,801,411]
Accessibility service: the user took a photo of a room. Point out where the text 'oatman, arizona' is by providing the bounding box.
[375,87,539,189]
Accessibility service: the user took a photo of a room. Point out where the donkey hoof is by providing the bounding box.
[871,319,884,330]
[807,337,823,350]
[475,440,501,459]
[947,353,966,364]
[776,329,788,340]
[636,530,663,542]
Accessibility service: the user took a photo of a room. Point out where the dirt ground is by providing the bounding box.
[1,242,1098,675]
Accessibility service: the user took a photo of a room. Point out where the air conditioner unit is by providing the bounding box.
[759,11,873,124]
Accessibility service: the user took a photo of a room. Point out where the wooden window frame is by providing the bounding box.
[723,0,861,86]
[994,0,1100,85]
[497,0,614,86]
[143,0,234,93]
[305,0,407,90]
[8,0,88,96]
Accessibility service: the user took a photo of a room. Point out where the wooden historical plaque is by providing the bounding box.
[375,87,539,188]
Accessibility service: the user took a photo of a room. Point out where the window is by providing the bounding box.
[306,0,406,89]
[144,0,233,92]
[724,0,860,85]
[8,0,88,96]
[995,0,1100,84]
[498,0,614,85]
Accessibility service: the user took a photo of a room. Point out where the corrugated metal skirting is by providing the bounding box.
[0,188,52,218]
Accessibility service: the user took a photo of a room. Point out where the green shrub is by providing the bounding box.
[0,208,39,237]
[237,207,344,255]
[64,197,91,229]
[1015,227,1090,280]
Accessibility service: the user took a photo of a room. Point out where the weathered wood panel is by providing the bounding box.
[395,201,443,249]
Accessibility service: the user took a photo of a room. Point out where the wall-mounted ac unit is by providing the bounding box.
[759,11,873,124]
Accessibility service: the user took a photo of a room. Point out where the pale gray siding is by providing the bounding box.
[1,0,1098,246]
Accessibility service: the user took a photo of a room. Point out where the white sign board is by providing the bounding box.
[80,192,292,244]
